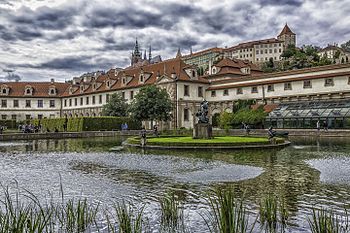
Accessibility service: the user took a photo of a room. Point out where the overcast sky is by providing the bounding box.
[0,0,349,82]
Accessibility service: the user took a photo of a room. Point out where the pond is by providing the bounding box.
[0,136,350,232]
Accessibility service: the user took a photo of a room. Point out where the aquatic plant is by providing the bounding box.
[308,207,350,233]
[158,191,185,232]
[203,187,255,233]
[259,194,289,233]
[105,202,145,233]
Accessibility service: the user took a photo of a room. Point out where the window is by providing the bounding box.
[25,100,31,108]
[26,114,31,120]
[69,99,72,106]
[80,97,83,105]
[274,49,277,53]
[99,95,102,104]
[223,89,229,96]
[1,99,7,108]
[122,92,125,100]
[130,91,134,100]
[37,100,43,108]
[184,108,189,121]
[64,99,67,107]
[26,89,31,94]
[74,98,77,106]
[1,115,7,120]
[49,100,55,107]
[13,100,18,108]
[11,114,16,120]
[236,88,243,94]
[92,96,95,105]
[211,90,216,97]
[269,49,272,53]
[2,89,7,94]
[106,94,110,102]
[251,86,258,93]
[198,86,203,97]
[325,78,334,87]
[284,82,292,90]
[279,48,282,53]
[303,80,312,89]
[267,84,274,92]
[184,85,189,96]
[140,75,144,83]
[86,97,89,105]
[38,114,43,120]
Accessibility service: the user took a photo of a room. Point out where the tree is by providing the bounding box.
[341,40,350,52]
[129,85,172,123]
[102,93,128,117]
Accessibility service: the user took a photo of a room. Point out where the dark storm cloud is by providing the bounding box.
[83,7,167,29]
[259,0,303,6]
[0,0,349,82]
[11,6,77,30]
[36,56,96,71]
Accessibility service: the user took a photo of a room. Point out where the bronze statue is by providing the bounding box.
[196,100,209,123]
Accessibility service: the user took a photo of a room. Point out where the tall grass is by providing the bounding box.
[105,202,145,233]
[203,187,255,233]
[158,191,185,232]
[308,207,350,233]
[259,195,288,233]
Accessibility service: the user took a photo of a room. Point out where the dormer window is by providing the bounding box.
[49,87,56,96]
[212,67,217,74]
[192,70,196,78]
[80,85,84,93]
[122,77,126,85]
[1,85,9,95]
[106,80,110,88]
[24,85,33,95]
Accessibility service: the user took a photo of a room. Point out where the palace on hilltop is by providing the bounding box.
[1,25,350,129]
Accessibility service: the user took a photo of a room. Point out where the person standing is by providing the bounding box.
[323,120,328,131]
[140,126,147,147]
[316,120,320,132]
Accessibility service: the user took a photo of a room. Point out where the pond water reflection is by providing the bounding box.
[0,136,350,232]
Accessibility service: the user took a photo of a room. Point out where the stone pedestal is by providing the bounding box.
[193,123,213,139]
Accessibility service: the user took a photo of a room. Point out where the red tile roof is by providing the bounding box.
[278,24,295,36]
[0,82,69,97]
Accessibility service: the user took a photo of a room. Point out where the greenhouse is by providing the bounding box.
[265,100,350,129]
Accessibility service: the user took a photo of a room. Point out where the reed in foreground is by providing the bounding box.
[203,187,255,233]
[259,194,288,232]
[158,191,185,232]
[308,207,349,233]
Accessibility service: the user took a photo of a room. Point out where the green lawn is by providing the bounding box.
[147,136,269,144]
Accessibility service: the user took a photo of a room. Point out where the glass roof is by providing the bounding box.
[267,100,350,119]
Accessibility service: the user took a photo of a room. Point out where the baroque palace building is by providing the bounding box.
[1,38,350,129]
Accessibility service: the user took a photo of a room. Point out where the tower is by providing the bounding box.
[131,38,142,66]
[148,45,152,62]
[277,23,296,49]
[176,48,182,58]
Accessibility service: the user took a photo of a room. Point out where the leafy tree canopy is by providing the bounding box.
[129,85,172,122]
[341,40,350,52]
[102,93,128,117]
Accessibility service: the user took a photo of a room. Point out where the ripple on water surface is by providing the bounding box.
[306,153,350,185]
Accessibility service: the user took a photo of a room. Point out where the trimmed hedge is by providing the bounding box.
[31,118,67,132]
[0,119,17,129]
[32,117,141,132]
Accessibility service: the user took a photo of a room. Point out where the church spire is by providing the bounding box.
[134,38,140,56]
[148,45,152,62]
[176,47,182,58]
[144,50,147,60]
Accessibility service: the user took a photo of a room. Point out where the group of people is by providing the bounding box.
[18,124,41,133]
[140,124,159,147]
